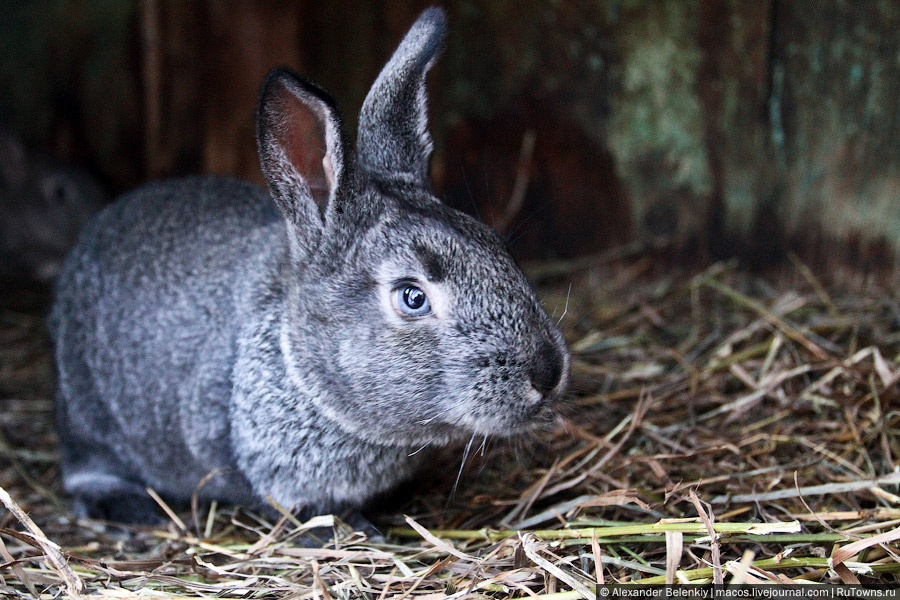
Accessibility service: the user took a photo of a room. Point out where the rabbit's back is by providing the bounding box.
[52,176,282,503]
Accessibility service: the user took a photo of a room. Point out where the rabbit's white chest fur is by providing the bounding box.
[231,285,425,511]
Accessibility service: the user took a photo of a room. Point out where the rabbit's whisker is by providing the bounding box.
[408,441,431,457]
[556,281,572,327]
[451,433,477,500]
[419,397,467,425]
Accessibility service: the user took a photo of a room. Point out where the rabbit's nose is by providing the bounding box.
[529,337,564,397]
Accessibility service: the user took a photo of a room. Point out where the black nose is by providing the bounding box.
[529,338,564,396]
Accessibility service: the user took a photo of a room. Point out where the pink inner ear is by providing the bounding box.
[272,86,331,203]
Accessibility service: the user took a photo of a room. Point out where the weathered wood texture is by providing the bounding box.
[2,1,898,275]
[0,1,142,189]
[774,0,900,275]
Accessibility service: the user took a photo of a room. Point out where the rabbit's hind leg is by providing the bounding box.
[57,413,163,524]
[54,341,165,524]
[62,469,165,525]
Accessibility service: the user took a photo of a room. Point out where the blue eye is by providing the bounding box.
[394,285,431,316]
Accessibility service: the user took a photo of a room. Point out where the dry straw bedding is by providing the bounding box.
[0,259,899,597]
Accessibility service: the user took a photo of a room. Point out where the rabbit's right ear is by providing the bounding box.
[256,69,347,237]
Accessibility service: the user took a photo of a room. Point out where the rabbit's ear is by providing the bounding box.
[257,69,346,231]
[357,7,446,187]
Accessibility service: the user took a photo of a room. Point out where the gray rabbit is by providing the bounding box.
[51,8,569,525]
[0,129,105,284]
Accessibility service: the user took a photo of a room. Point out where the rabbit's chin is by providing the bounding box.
[335,399,557,448]
[452,401,559,439]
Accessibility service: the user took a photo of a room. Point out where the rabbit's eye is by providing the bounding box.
[394,285,431,316]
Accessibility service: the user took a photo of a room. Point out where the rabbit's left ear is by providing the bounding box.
[357,7,446,188]
[256,69,347,230]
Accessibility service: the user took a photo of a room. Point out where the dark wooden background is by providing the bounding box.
[2,1,898,279]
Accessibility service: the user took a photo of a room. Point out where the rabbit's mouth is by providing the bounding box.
[447,388,560,437]
[508,401,558,434]
[480,407,557,437]
[522,390,560,422]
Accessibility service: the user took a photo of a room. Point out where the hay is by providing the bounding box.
[1,259,898,597]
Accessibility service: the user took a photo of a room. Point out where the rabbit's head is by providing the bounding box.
[256,8,569,446]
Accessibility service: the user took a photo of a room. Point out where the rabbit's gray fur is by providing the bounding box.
[51,7,569,524]
[0,129,105,283]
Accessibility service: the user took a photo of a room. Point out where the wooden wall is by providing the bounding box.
[2,1,898,277]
